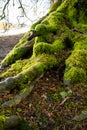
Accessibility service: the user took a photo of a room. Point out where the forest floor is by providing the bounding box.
[0,34,87,130]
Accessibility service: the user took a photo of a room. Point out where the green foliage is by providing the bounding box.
[60,89,72,98]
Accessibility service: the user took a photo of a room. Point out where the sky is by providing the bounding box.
[0,0,50,26]
[0,0,50,35]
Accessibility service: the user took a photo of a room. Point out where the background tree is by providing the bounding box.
[0,0,51,30]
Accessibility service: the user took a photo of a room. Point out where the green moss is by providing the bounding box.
[37,11,65,34]
[48,12,65,28]
[1,31,34,67]
[30,22,40,30]
[33,40,65,56]
[66,49,87,70]
[35,36,46,43]
[65,101,74,109]
[0,115,6,130]
[1,0,87,86]
[1,54,57,89]
[51,93,60,102]
[33,42,52,56]
[35,24,47,35]
[33,9,68,58]
[30,15,46,30]
[44,54,57,69]
[17,54,57,89]
[35,28,56,44]
[67,7,77,27]
[35,24,56,35]
[15,31,29,48]
[64,36,87,84]
[57,0,78,12]
[49,1,62,13]
[64,67,87,84]
[1,44,32,67]
[1,59,28,78]
[74,40,87,49]
[79,11,87,24]
[52,39,65,52]
[57,0,70,12]
[75,23,87,32]
[1,53,57,81]
[1,1,69,68]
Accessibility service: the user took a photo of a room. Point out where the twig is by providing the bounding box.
[59,97,69,106]
[0,0,10,20]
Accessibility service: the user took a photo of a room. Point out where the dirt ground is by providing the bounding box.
[0,34,87,130]
[0,34,24,61]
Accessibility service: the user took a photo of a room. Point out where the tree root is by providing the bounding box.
[0,115,20,130]
[0,54,57,107]
[1,73,43,108]
[2,73,43,108]
[2,83,34,108]
[0,77,15,93]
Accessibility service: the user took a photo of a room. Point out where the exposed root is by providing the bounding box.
[2,83,34,108]
[0,77,16,93]
[1,70,43,108]
[2,73,43,108]
[0,54,56,107]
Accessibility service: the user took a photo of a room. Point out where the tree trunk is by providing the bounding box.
[0,0,87,105]
[0,0,87,128]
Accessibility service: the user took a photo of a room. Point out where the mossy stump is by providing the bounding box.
[0,0,87,128]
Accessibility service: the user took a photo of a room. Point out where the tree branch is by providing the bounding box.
[0,0,10,20]
[18,0,33,22]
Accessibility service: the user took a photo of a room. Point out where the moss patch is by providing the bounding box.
[0,115,6,130]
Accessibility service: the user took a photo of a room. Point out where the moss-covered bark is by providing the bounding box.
[0,115,20,130]
[0,0,87,123]
[0,0,87,128]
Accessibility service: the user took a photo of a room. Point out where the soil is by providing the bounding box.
[0,34,87,130]
[0,34,24,62]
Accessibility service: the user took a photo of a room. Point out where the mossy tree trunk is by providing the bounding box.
[0,0,87,106]
[0,0,87,128]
